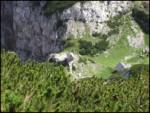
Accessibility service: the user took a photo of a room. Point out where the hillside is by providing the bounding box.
[1,1,149,112]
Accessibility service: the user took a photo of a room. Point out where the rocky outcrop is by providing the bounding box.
[1,1,132,61]
[114,62,132,79]
[142,47,149,56]
[48,52,79,75]
[59,1,132,39]
[127,32,144,48]
[1,1,16,50]
[114,62,131,72]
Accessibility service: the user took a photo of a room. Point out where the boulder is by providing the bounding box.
[48,52,79,74]
[114,62,132,78]
[48,52,75,63]
[142,47,149,56]
[127,32,144,48]
[114,62,131,72]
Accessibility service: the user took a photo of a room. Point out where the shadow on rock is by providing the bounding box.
[132,8,149,34]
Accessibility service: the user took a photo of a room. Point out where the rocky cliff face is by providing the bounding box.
[1,1,16,50]
[1,1,132,61]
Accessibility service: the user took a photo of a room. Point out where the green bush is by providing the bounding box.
[107,28,119,36]
[3,90,22,112]
[92,33,108,39]
[107,14,123,29]
[95,39,109,53]
[78,57,88,64]
[78,40,95,55]
[106,14,124,36]
[63,40,75,48]
[130,64,149,77]
[1,50,149,112]
[78,40,93,49]
[88,58,96,63]
[78,39,109,56]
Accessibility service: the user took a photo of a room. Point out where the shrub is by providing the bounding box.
[78,40,93,49]
[78,40,94,55]
[130,64,149,76]
[78,57,88,64]
[63,40,75,48]
[3,90,22,112]
[106,14,124,36]
[78,39,109,56]
[1,50,149,112]
[95,39,109,53]
[92,33,108,39]
[107,28,119,36]
[88,58,95,63]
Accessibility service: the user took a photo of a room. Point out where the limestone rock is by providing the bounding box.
[1,1,132,60]
[114,62,131,71]
[114,62,132,78]
[48,52,79,74]
[1,1,16,50]
[127,32,144,48]
[142,47,149,56]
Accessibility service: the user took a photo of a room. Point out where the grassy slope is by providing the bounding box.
[144,33,149,46]
[62,13,149,79]
[1,1,149,112]
[93,15,136,78]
